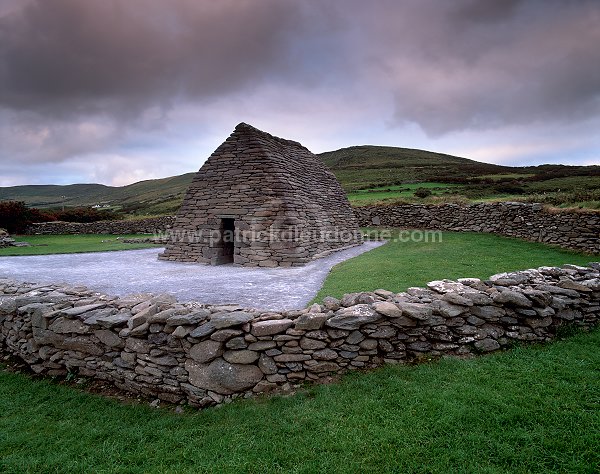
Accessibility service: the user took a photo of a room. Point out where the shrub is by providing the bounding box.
[414,188,433,198]
[53,207,121,223]
[0,201,53,233]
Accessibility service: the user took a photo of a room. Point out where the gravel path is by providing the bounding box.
[0,242,384,310]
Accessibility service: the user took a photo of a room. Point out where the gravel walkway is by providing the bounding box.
[0,242,384,310]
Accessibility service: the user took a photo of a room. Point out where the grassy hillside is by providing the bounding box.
[320,145,511,190]
[1,145,599,215]
[0,173,195,214]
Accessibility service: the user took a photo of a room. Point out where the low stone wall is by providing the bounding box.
[354,202,600,253]
[23,203,600,254]
[1,263,598,408]
[25,216,175,235]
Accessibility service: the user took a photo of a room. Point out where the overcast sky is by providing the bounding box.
[1,0,599,186]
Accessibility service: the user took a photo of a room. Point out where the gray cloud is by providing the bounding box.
[354,0,600,135]
[0,0,598,185]
[0,0,322,117]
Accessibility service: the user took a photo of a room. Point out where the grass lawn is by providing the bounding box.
[0,328,598,473]
[0,234,156,256]
[315,230,594,301]
[347,182,459,204]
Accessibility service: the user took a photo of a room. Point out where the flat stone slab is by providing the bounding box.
[0,242,384,310]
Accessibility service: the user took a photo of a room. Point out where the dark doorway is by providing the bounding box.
[221,218,235,263]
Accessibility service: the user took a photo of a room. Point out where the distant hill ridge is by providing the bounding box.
[1,145,598,212]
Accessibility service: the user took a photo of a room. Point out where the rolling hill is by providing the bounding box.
[0,173,195,213]
[1,146,599,213]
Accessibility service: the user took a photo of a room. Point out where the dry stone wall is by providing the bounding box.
[24,202,599,255]
[355,202,600,253]
[1,263,598,408]
[25,216,175,235]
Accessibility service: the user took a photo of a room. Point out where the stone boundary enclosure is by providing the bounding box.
[355,202,600,253]
[25,202,599,254]
[26,216,175,235]
[1,264,598,408]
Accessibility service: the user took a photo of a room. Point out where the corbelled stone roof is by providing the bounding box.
[160,123,362,266]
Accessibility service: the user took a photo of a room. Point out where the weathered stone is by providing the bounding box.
[253,380,279,393]
[359,338,378,350]
[252,319,294,336]
[462,292,493,306]
[190,322,216,338]
[258,354,278,374]
[372,301,402,318]
[433,300,467,318]
[327,328,349,339]
[127,304,159,329]
[521,289,553,307]
[326,305,382,330]
[340,293,360,307]
[441,292,474,306]
[273,353,311,362]
[223,350,259,364]
[210,311,255,329]
[185,358,263,394]
[294,313,328,330]
[59,303,106,318]
[96,312,131,329]
[474,338,501,352]
[211,329,243,341]
[407,341,432,352]
[166,310,211,326]
[189,340,223,363]
[470,305,505,320]
[427,280,471,294]
[556,309,581,321]
[396,302,431,321]
[339,350,358,359]
[312,348,338,360]
[346,330,365,345]
[129,322,149,336]
[493,290,532,307]
[557,280,592,292]
[225,336,247,349]
[247,340,277,351]
[60,337,103,355]
[389,315,417,327]
[94,329,123,348]
[148,355,179,366]
[466,315,486,326]
[299,337,327,350]
[322,296,341,311]
[171,326,191,338]
[125,337,150,354]
[367,325,395,340]
[525,316,553,328]
[309,362,340,373]
[147,308,183,324]
[49,317,90,335]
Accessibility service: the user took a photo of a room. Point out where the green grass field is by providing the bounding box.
[0,234,156,256]
[1,328,598,473]
[347,182,459,204]
[0,231,598,472]
[314,231,594,301]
